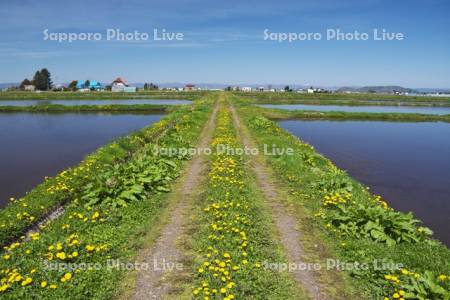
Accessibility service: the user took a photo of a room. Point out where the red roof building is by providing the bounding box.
[112,77,128,86]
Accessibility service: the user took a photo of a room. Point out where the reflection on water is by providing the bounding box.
[261,104,450,115]
[279,120,450,246]
[0,112,163,207]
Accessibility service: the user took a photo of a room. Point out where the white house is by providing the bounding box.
[24,85,35,91]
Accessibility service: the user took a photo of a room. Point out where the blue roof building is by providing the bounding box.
[76,80,85,89]
[76,80,103,90]
[89,80,101,88]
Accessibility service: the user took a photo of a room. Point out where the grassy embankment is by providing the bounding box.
[234,95,450,299]
[0,90,210,100]
[0,97,213,298]
[0,104,174,113]
[182,100,305,299]
[234,91,450,107]
[253,105,450,123]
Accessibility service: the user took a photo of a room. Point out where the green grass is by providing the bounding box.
[0,101,200,246]
[0,96,214,299]
[1,92,449,298]
[234,91,450,106]
[184,101,305,299]
[254,105,450,123]
[233,95,450,299]
[0,108,172,246]
[0,90,210,100]
[3,90,448,106]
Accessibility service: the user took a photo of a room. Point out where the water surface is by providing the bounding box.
[261,104,450,115]
[278,120,450,246]
[0,99,191,106]
[0,112,163,207]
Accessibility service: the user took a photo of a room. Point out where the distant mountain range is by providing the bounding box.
[336,86,417,94]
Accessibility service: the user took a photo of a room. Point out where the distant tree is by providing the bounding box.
[20,78,32,90]
[40,68,52,90]
[225,86,232,91]
[32,70,42,90]
[32,68,53,90]
[284,85,292,92]
[85,80,90,89]
[68,80,78,91]
[144,82,159,90]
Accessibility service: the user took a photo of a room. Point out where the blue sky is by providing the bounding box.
[1,0,449,87]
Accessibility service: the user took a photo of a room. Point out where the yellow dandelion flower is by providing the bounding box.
[21,277,33,286]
